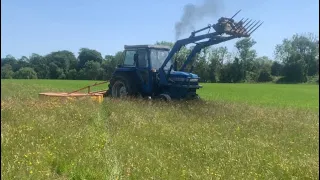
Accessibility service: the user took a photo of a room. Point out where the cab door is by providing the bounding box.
[135,49,150,93]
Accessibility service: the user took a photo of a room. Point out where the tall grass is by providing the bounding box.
[1,99,118,179]
[1,80,319,179]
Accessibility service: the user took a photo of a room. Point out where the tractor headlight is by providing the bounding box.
[189,78,198,82]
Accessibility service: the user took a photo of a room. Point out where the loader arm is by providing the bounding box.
[160,31,220,71]
[158,31,220,85]
[180,35,237,72]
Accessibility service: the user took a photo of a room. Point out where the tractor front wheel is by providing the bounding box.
[194,94,201,100]
[159,94,171,102]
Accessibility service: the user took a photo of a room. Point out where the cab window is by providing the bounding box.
[123,49,148,67]
[136,49,148,68]
[123,50,135,66]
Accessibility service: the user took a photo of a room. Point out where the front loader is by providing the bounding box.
[105,10,263,101]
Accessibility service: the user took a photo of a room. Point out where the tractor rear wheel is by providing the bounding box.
[112,80,128,98]
[108,75,135,98]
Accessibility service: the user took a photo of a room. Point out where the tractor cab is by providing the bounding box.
[122,44,171,71]
[121,45,172,89]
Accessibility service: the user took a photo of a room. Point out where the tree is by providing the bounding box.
[102,55,117,80]
[253,56,273,72]
[1,55,20,71]
[235,38,257,80]
[78,48,103,69]
[275,33,318,82]
[208,46,230,82]
[48,62,63,79]
[283,54,308,82]
[16,56,30,70]
[67,69,78,80]
[231,57,244,83]
[193,48,209,82]
[257,70,273,82]
[253,56,273,82]
[29,53,49,79]
[155,41,191,70]
[1,64,14,79]
[19,56,29,62]
[45,50,77,79]
[84,61,101,80]
[219,62,233,83]
[113,51,124,63]
[13,67,38,79]
[173,46,191,69]
[271,61,284,76]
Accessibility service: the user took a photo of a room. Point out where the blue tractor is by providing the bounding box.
[105,11,262,101]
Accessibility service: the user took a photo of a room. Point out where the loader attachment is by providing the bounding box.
[212,10,263,37]
[179,10,263,72]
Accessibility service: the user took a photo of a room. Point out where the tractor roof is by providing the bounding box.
[124,45,171,51]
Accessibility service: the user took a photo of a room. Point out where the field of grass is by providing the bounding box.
[1,79,319,179]
[198,83,319,110]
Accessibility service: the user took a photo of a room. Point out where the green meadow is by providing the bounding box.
[1,79,319,179]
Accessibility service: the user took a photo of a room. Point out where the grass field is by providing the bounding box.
[1,79,319,179]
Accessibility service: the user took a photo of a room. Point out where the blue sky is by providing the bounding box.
[1,0,319,59]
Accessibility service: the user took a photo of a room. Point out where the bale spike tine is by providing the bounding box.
[238,17,244,22]
[249,21,263,35]
[240,19,253,32]
[240,20,256,34]
[231,9,241,19]
[246,21,260,34]
[242,18,249,24]
[237,19,251,33]
[244,19,253,26]
[235,18,244,26]
[232,18,244,31]
[235,18,249,32]
[246,20,257,30]
[245,21,260,36]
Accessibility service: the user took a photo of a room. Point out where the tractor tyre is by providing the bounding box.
[195,94,201,100]
[159,94,171,102]
[107,75,136,98]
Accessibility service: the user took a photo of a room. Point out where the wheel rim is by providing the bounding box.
[111,81,127,98]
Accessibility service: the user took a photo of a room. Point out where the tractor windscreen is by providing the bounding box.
[150,49,171,70]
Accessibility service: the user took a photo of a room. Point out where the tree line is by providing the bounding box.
[1,33,319,83]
